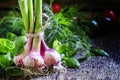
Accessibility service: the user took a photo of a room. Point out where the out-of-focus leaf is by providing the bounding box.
[0,53,13,68]
[65,58,80,68]
[5,67,23,77]
[78,51,91,62]
[90,48,109,56]
[6,32,17,41]
[14,36,27,55]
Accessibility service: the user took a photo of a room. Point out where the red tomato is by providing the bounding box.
[52,3,61,13]
[103,9,116,23]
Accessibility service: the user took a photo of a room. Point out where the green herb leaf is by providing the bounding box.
[53,40,61,51]
[90,48,109,56]
[14,36,27,55]
[0,53,13,68]
[6,32,17,41]
[65,58,80,68]
[15,36,27,47]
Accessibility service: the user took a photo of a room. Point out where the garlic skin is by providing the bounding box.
[41,37,61,67]
[14,36,44,69]
[14,55,24,66]
[14,33,61,68]
[22,52,44,68]
[21,36,44,69]
[44,49,61,67]
[14,37,32,66]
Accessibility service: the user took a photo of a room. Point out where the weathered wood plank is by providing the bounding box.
[0,0,18,8]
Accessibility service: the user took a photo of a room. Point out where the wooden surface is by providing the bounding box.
[0,0,18,8]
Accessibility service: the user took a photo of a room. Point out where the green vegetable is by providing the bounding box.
[43,2,92,68]
[6,32,17,41]
[0,38,15,54]
[14,36,27,55]
[0,13,24,38]
[34,0,42,33]
[18,0,29,32]
[0,53,12,68]
[15,36,27,47]
[65,58,80,68]
[90,48,109,56]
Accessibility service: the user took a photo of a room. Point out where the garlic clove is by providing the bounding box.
[22,52,44,68]
[14,53,27,66]
[44,49,61,67]
[14,55,23,66]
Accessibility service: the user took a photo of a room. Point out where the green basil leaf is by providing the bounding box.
[15,36,27,47]
[65,58,80,68]
[14,36,27,55]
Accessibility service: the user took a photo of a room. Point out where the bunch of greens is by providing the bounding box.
[43,2,92,68]
[0,11,25,78]
[0,11,24,39]
[43,2,109,68]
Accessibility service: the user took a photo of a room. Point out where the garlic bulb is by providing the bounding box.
[14,36,44,69]
[44,49,61,67]
[14,36,32,66]
[22,51,44,68]
[41,37,61,67]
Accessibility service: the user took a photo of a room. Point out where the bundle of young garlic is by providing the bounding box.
[14,0,62,70]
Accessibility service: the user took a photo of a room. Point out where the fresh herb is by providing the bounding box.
[43,2,92,68]
[90,48,109,56]
[65,58,80,68]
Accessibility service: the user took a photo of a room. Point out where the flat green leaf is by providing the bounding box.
[15,36,27,47]
[53,40,68,54]
[65,58,80,68]
[14,36,27,55]
[53,40,61,51]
